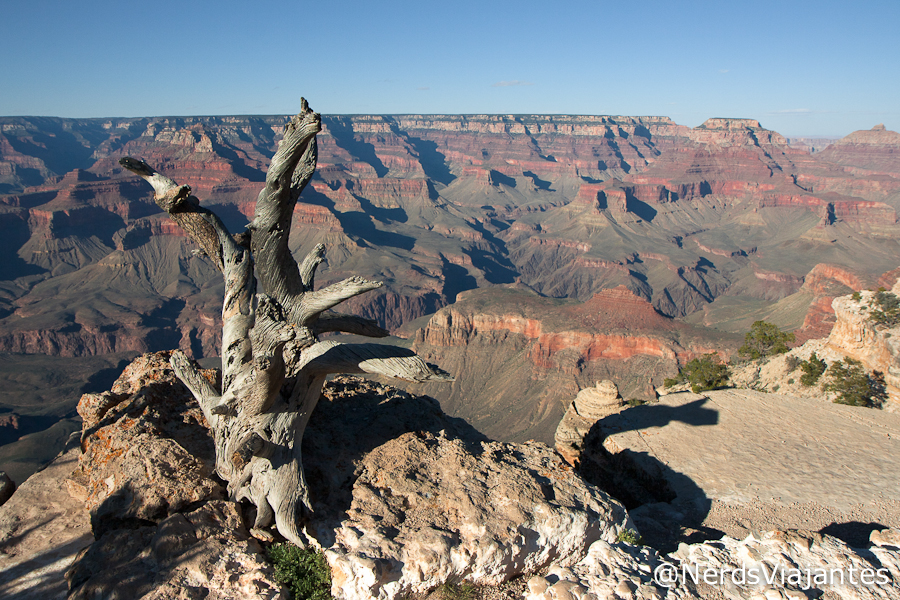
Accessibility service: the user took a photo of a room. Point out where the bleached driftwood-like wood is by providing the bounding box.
[122,99,451,546]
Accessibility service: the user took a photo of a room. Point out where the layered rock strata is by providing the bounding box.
[554,380,625,464]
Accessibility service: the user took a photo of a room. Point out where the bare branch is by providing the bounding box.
[119,157,225,270]
[170,350,221,421]
[313,312,390,338]
[299,340,454,382]
[250,101,321,303]
[295,276,383,324]
[298,243,325,291]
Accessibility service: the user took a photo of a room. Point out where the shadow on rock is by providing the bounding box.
[576,397,723,552]
[302,375,490,531]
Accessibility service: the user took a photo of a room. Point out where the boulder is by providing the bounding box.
[326,432,631,600]
[73,351,224,534]
[554,380,624,464]
[66,500,285,600]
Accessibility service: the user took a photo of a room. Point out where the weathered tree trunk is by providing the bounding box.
[121,99,451,545]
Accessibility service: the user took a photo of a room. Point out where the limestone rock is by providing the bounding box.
[73,351,224,533]
[66,500,285,600]
[671,530,900,600]
[825,290,900,405]
[525,540,694,600]
[555,380,624,464]
[296,376,633,600]
[527,529,900,600]
[325,431,632,600]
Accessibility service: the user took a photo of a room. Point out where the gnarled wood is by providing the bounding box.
[125,99,451,547]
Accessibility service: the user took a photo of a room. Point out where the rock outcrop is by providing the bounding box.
[65,352,283,599]
[5,352,900,600]
[825,288,900,404]
[554,380,625,465]
[57,353,634,600]
[528,529,900,600]
[326,432,630,600]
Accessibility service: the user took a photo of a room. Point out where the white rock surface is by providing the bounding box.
[527,529,900,600]
[325,431,632,600]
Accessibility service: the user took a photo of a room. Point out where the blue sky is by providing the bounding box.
[2,0,897,136]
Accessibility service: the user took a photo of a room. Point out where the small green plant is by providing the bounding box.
[869,290,900,327]
[439,582,477,600]
[822,358,887,408]
[627,397,647,407]
[267,543,332,600]
[851,291,862,302]
[616,528,644,545]
[738,321,795,360]
[787,378,794,385]
[799,353,827,386]
[667,354,730,393]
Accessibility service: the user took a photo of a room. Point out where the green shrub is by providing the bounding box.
[668,354,730,393]
[799,353,827,386]
[738,321,795,360]
[267,543,332,600]
[869,290,900,327]
[616,528,644,545]
[851,291,862,302]
[822,358,887,408]
[439,582,477,600]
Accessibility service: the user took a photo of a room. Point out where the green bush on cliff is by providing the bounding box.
[822,358,887,408]
[799,353,827,386]
[665,354,730,393]
[869,290,900,327]
[738,321,795,360]
[267,543,332,600]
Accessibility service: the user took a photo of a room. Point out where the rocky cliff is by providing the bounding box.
[60,352,635,599]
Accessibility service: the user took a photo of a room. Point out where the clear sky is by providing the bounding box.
[2,0,897,136]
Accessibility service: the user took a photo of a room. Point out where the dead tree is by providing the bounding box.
[121,99,451,546]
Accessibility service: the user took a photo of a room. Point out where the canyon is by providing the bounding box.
[0,113,899,474]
